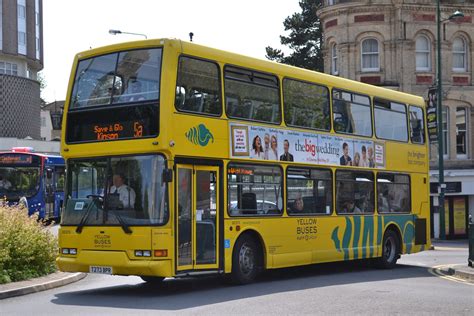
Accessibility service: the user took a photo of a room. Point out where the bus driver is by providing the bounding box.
[109,173,136,209]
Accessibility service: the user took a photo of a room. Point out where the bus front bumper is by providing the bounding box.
[57,250,173,277]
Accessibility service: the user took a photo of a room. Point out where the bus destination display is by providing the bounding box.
[0,154,39,165]
[66,104,158,143]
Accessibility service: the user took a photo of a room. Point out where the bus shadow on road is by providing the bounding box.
[51,262,433,311]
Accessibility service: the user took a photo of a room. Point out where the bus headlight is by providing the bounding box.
[135,250,152,257]
[61,248,77,255]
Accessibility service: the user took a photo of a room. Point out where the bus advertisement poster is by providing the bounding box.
[229,123,384,169]
[426,87,438,143]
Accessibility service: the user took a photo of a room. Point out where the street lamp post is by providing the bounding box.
[109,29,147,39]
[436,1,463,239]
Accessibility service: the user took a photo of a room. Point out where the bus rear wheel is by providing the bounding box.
[377,230,400,269]
[231,235,261,285]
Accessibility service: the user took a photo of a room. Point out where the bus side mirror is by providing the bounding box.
[162,169,173,183]
[46,168,53,179]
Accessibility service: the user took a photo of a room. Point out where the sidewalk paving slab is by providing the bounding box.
[0,272,86,300]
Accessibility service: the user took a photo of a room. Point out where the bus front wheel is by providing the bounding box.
[377,229,400,269]
[231,234,260,284]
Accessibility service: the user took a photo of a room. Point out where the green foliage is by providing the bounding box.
[266,0,324,72]
[0,204,57,284]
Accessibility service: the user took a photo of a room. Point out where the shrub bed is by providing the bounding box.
[0,204,57,284]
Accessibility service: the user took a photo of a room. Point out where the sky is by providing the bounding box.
[42,0,301,103]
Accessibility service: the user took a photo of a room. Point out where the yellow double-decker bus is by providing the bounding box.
[57,39,430,284]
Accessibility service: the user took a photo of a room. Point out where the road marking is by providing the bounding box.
[428,264,474,286]
[433,246,468,251]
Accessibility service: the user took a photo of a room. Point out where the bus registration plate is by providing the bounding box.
[89,266,113,275]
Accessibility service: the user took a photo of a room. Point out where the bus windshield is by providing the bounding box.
[70,48,162,109]
[62,155,168,226]
[0,166,40,199]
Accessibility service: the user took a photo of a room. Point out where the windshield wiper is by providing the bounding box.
[108,210,132,234]
[76,195,102,233]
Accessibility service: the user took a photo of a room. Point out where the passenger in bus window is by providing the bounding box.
[340,142,352,166]
[251,135,264,159]
[280,139,294,161]
[343,199,361,213]
[378,187,390,212]
[109,173,136,209]
[0,175,12,190]
[292,194,304,213]
[360,146,369,167]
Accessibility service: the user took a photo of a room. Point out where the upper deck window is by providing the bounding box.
[225,66,281,124]
[332,89,372,137]
[283,79,330,131]
[374,98,408,142]
[175,56,221,116]
[70,48,162,109]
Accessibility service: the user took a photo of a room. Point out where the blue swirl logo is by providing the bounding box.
[185,124,214,147]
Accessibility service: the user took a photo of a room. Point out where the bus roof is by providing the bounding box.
[72,38,425,107]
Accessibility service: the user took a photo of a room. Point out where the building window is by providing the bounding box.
[17,4,26,19]
[0,62,18,76]
[416,35,431,71]
[41,117,46,127]
[331,44,338,75]
[17,0,26,55]
[452,37,467,72]
[442,107,449,157]
[35,0,41,60]
[361,38,379,72]
[18,31,26,45]
[456,107,467,158]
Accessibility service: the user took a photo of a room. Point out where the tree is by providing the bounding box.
[266,0,324,72]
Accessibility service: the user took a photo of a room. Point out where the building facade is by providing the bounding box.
[0,0,43,139]
[40,100,63,141]
[318,0,474,239]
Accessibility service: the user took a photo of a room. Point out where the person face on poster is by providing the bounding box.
[280,139,294,161]
[360,145,369,167]
[353,152,360,167]
[251,135,264,159]
[263,133,270,160]
[264,133,270,150]
[368,146,375,167]
[270,135,278,159]
[340,142,352,166]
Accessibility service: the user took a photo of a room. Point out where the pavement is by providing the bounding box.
[0,272,86,299]
[0,240,472,300]
[431,239,474,282]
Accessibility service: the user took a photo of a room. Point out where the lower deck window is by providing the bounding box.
[228,163,282,216]
[377,173,411,213]
[287,167,332,215]
[336,170,374,214]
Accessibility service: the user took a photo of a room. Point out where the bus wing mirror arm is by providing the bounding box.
[162,169,173,183]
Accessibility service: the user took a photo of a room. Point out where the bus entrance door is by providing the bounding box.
[44,167,55,219]
[176,165,219,272]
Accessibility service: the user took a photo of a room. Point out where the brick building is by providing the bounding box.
[0,0,43,139]
[318,0,473,238]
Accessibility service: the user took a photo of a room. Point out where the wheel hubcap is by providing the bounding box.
[239,243,255,276]
[384,236,396,263]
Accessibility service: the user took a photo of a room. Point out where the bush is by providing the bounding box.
[0,204,57,284]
